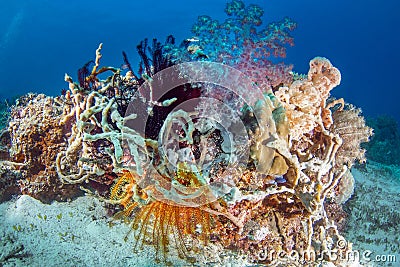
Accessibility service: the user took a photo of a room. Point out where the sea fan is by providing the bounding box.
[330,104,373,168]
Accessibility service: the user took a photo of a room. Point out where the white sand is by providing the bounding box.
[0,195,164,266]
[0,194,248,267]
[345,162,400,267]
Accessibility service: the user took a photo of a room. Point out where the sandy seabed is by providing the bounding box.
[0,193,247,267]
[0,162,399,267]
[343,162,400,267]
[0,194,167,267]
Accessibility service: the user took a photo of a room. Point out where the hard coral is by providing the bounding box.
[0,128,10,161]
[8,94,80,203]
[0,163,21,202]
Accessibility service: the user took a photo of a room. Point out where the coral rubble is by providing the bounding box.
[0,1,375,266]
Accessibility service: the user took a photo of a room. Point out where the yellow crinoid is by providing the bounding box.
[110,168,215,263]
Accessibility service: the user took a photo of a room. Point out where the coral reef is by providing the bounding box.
[7,93,81,203]
[0,96,19,131]
[0,127,10,161]
[0,163,21,202]
[0,100,9,131]
[65,51,370,265]
[0,1,375,266]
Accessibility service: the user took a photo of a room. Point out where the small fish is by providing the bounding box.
[186,37,199,42]
[275,175,286,184]
[182,37,200,48]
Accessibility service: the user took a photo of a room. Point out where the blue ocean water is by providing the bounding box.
[0,0,399,123]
